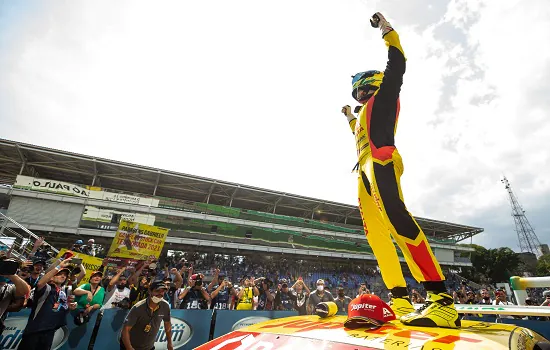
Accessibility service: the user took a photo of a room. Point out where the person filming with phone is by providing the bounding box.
[17,257,76,349]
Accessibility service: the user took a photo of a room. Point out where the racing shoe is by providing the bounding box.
[389,296,415,318]
[400,292,461,329]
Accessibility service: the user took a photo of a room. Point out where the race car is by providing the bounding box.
[197,315,550,350]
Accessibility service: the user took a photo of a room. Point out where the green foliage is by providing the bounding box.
[536,254,550,276]
[458,244,522,284]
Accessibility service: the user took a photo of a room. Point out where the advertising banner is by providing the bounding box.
[82,206,156,225]
[107,220,169,261]
[14,176,159,207]
[89,190,159,207]
[14,175,89,198]
[94,308,213,350]
[212,310,298,339]
[0,308,99,350]
[56,249,104,284]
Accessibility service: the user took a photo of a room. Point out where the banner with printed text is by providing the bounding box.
[55,249,104,284]
[107,220,169,261]
[82,206,156,225]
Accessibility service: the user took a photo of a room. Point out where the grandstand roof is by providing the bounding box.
[0,138,483,242]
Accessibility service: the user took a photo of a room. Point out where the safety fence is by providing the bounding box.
[1,308,549,350]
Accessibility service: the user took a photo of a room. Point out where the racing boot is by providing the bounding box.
[388,287,415,317]
[400,282,460,329]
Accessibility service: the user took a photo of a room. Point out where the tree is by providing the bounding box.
[458,244,522,284]
[536,254,550,276]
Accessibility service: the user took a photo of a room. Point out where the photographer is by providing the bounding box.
[274,279,296,311]
[255,277,275,311]
[209,272,235,310]
[103,267,131,310]
[178,273,210,309]
[236,276,259,310]
[0,259,31,335]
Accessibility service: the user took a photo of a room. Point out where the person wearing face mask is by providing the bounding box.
[121,280,173,350]
[334,287,352,314]
[307,279,334,315]
[103,267,131,309]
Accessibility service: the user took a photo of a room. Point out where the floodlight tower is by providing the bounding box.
[501,176,542,258]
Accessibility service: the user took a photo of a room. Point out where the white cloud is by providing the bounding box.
[1,0,549,250]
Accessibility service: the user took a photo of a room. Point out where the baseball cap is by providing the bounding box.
[344,294,396,330]
[150,280,169,291]
[90,271,103,278]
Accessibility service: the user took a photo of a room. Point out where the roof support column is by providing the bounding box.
[153,171,161,196]
[272,197,282,214]
[91,159,99,186]
[206,183,216,204]
[229,186,240,207]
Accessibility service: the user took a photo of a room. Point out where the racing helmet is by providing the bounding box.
[351,70,384,102]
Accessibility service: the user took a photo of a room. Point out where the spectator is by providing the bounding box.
[162,267,183,309]
[236,276,259,310]
[71,240,84,253]
[128,260,152,306]
[25,259,46,288]
[479,289,492,305]
[307,279,334,314]
[291,278,309,315]
[492,288,515,320]
[0,262,31,335]
[18,258,76,349]
[103,267,131,310]
[209,273,235,310]
[121,280,173,350]
[73,271,105,319]
[356,283,369,298]
[81,239,96,256]
[334,287,352,314]
[178,273,210,309]
[255,277,274,311]
[274,279,296,311]
[542,290,550,306]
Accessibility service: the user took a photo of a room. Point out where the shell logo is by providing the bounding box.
[0,317,68,350]
[231,317,272,331]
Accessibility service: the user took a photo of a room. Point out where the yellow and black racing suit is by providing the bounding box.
[348,29,445,289]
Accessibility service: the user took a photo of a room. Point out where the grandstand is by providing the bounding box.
[0,138,482,269]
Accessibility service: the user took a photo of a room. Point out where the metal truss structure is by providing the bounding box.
[0,138,483,242]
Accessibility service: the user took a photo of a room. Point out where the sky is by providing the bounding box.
[1,0,549,252]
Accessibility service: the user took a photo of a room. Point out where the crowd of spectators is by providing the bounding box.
[1,238,549,349]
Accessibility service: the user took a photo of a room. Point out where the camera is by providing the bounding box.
[194,278,203,286]
[112,298,131,309]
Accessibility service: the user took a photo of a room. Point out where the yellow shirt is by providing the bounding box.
[236,287,254,310]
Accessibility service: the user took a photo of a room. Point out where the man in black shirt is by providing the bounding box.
[18,258,77,350]
[274,279,296,311]
[256,278,274,311]
[209,273,235,310]
[121,280,173,350]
